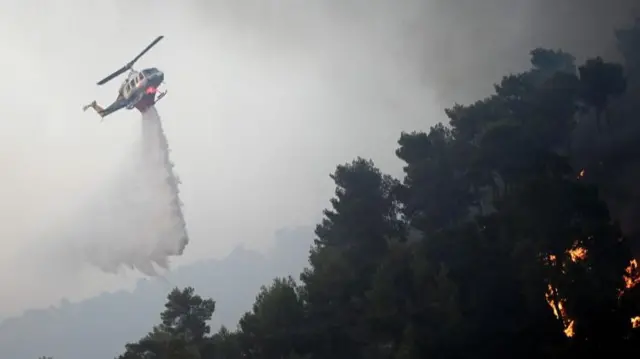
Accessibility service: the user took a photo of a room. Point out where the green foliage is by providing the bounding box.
[111,17,640,359]
[210,326,242,359]
[160,287,216,343]
[116,287,215,359]
[298,157,405,359]
[237,277,305,359]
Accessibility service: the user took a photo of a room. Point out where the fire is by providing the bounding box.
[568,246,586,262]
[564,320,575,337]
[545,284,561,318]
[624,259,640,289]
[543,247,580,336]
[545,283,574,336]
[544,246,640,337]
[577,169,585,179]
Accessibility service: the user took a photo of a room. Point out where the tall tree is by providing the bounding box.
[300,158,404,359]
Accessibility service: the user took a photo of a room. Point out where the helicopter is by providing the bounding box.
[83,35,167,119]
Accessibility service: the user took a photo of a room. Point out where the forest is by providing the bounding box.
[46,18,640,359]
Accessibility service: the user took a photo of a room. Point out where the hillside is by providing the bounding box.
[0,226,312,359]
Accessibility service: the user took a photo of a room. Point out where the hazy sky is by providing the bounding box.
[0,0,443,316]
[0,0,637,318]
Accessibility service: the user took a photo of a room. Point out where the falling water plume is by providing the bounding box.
[66,107,189,276]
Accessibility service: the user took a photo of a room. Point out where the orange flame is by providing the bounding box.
[624,259,640,289]
[568,246,586,262]
[545,283,573,336]
[544,247,640,337]
[564,320,575,337]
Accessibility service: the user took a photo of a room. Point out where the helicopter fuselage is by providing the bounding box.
[119,67,165,113]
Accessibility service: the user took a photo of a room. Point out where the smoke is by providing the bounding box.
[403,1,640,250]
[62,108,188,276]
[408,1,640,249]
[417,0,639,105]
[323,0,635,100]
[0,0,637,316]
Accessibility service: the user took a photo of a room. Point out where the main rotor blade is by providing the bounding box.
[95,36,163,86]
[97,65,129,85]
[127,35,164,68]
